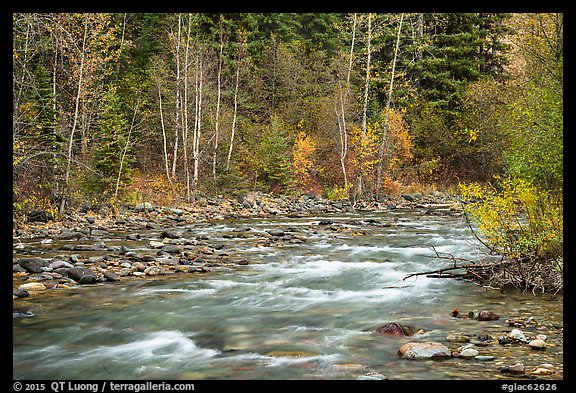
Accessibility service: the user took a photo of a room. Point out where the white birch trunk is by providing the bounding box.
[61,15,88,213]
[227,54,240,172]
[376,13,404,196]
[213,19,224,178]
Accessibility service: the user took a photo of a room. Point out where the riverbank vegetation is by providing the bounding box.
[13,13,562,292]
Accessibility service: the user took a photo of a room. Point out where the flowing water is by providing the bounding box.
[13,209,563,380]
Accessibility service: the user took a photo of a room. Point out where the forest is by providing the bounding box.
[13,13,562,283]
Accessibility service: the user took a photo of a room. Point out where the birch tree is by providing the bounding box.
[226,29,247,172]
[376,13,404,196]
[334,13,357,190]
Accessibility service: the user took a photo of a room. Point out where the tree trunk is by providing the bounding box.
[155,64,173,189]
[376,13,404,197]
[227,43,242,172]
[171,14,182,180]
[61,15,88,214]
[114,102,139,203]
[193,53,203,193]
[355,13,372,202]
[213,18,224,178]
[183,14,192,202]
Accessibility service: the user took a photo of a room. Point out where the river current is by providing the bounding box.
[13,209,563,380]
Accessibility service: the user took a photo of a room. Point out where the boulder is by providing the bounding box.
[478,310,500,321]
[18,258,49,273]
[13,288,30,298]
[397,342,451,360]
[49,260,74,270]
[103,270,120,282]
[373,322,415,337]
[27,209,53,223]
[18,282,47,292]
[67,267,99,284]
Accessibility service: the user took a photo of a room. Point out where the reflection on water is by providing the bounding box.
[13,210,563,380]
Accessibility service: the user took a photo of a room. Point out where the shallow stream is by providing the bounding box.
[13,209,563,380]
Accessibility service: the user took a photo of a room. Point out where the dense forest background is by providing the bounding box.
[13,13,562,219]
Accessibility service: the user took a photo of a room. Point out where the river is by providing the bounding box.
[12,209,563,380]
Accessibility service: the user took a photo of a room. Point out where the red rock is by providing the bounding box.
[373,322,415,337]
[478,310,500,321]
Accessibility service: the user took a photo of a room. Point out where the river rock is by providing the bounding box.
[161,229,183,239]
[267,229,285,237]
[49,260,74,270]
[103,270,120,281]
[507,363,526,375]
[508,329,528,343]
[135,202,155,212]
[397,342,451,360]
[67,267,99,284]
[27,209,53,223]
[18,258,50,273]
[55,228,83,240]
[13,288,29,298]
[446,333,471,343]
[373,322,415,337]
[13,305,34,318]
[143,266,165,276]
[18,282,47,292]
[528,339,546,349]
[161,244,181,254]
[131,262,146,272]
[532,367,554,375]
[474,355,495,361]
[458,348,480,359]
[478,310,500,321]
[149,240,165,248]
[357,372,387,380]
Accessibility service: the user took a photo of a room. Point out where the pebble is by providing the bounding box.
[357,372,387,380]
[508,329,528,342]
[446,333,471,343]
[500,363,526,374]
[18,282,47,292]
[459,348,480,359]
[149,240,164,248]
[528,339,547,349]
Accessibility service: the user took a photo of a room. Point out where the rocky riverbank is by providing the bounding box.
[12,191,563,380]
[13,191,463,300]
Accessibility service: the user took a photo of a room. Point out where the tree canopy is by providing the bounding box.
[13,13,562,217]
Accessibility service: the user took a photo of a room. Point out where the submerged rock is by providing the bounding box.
[373,322,415,337]
[458,348,480,359]
[478,310,500,321]
[501,362,526,375]
[397,342,451,360]
[446,333,471,343]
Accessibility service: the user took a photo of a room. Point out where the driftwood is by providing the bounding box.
[403,244,505,288]
[403,244,562,294]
